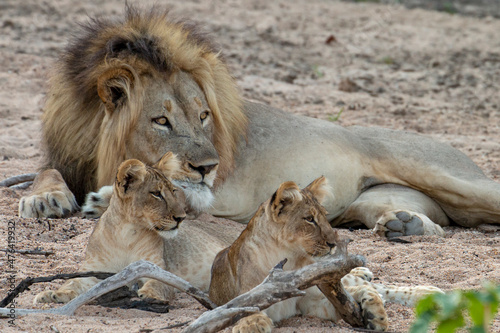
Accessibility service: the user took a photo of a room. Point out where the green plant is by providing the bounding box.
[328,107,344,122]
[311,65,325,79]
[380,56,395,65]
[410,284,500,333]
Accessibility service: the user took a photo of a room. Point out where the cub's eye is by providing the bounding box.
[150,191,163,200]
[200,111,209,122]
[153,116,172,129]
[305,216,317,225]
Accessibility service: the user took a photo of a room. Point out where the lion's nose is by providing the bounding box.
[189,163,218,178]
[327,242,336,249]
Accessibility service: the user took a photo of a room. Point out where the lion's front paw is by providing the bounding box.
[233,313,273,333]
[19,169,79,219]
[360,291,388,332]
[81,186,113,218]
[374,211,444,238]
[34,290,77,304]
[20,191,79,219]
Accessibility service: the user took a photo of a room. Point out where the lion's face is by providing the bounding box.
[266,177,337,257]
[125,71,219,213]
[113,153,187,239]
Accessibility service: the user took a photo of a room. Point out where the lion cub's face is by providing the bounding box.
[114,152,187,239]
[266,176,337,257]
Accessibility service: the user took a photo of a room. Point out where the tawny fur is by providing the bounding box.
[34,153,187,304]
[209,177,443,332]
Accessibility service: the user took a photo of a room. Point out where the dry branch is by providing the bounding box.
[0,248,54,257]
[0,260,215,318]
[0,271,114,307]
[183,238,366,333]
[10,181,33,190]
[0,173,37,187]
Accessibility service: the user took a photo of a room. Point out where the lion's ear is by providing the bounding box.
[305,176,331,205]
[154,152,181,178]
[270,181,302,218]
[97,67,135,115]
[116,159,147,194]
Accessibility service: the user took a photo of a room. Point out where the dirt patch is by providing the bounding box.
[1,0,500,332]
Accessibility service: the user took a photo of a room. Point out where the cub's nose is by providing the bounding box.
[327,242,336,249]
[174,215,186,224]
[188,163,218,178]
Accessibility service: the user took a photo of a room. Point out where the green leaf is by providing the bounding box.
[435,314,464,333]
[466,292,485,326]
[434,291,463,319]
[409,311,433,333]
[415,294,438,316]
[469,326,487,333]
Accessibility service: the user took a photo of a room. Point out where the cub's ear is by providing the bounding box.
[270,181,302,217]
[154,152,181,178]
[97,67,135,115]
[305,176,331,205]
[116,159,147,194]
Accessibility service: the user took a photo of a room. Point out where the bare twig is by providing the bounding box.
[10,181,33,190]
[0,173,37,187]
[0,271,115,307]
[0,260,215,317]
[0,248,54,257]
[183,240,366,333]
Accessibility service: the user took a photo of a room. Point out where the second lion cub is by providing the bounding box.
[209,177,442,332]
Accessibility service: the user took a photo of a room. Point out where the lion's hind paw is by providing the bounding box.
[374,210,444,237]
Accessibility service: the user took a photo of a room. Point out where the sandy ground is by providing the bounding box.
[1,0,500,332]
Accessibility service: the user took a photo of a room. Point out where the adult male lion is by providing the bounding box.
[19,6,500,236]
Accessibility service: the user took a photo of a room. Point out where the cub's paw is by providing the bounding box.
[82,186,113,218]
[34,290,77,304]
[19,170,79,219]
[233,312,273,333]
[359,290,388,332]
[349,267,373,282]
[374,211,444,238]
[137,282,174,302]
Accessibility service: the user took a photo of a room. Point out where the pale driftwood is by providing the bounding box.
[0,260,216,318]
[183,238,366,333]
[0,173,37,187]
[0,271,114,307]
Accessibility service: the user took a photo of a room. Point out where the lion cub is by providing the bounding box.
[35,152,186,304]
[209,177,442,332]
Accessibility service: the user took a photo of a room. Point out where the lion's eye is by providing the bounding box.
[151,191,163,200]
[200,111,209,122]
[305,216,317,225]
[153,116,172,130]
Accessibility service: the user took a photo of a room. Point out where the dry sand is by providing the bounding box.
[1,0,499,332]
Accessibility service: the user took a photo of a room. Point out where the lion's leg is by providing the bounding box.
[81,185,113,218]
[333,184,449,237]
[34,277,99,304]
[19,169,79,218]
[343,267,443,307]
